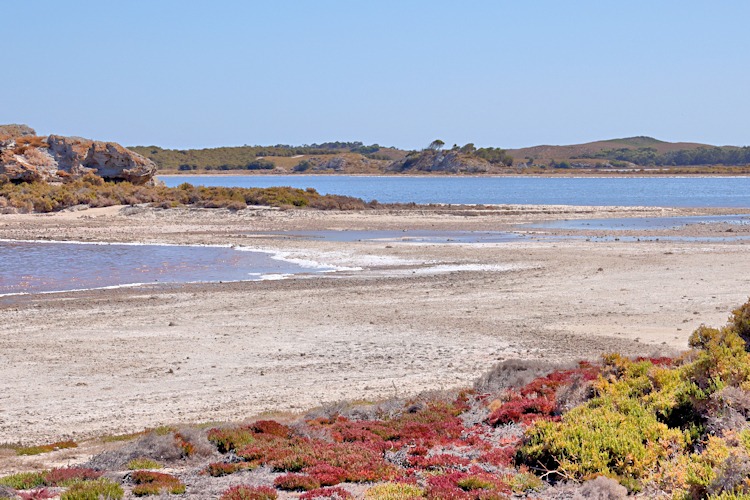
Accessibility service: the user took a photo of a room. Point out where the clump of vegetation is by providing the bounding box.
[204,461,257,476]
[126,458,163,470]
[582,145,750,167]
[0,472,46,490]
[43,468,103,487]
[364,482,425,499]
[15,439,77,456]
[273,473,321,491]
[485,361,599,425]
[0,177,375,213]
[60,478,123,500]
[219,485,278,500]
[509,468,543,493]
[518,358,687,485]
[424,471,510,499]
[472,146,514,166]
[0,468,104,491]
[87,428,210,471]
[17,488,58,499]
[299,486,354,499]
[130,470,185,496]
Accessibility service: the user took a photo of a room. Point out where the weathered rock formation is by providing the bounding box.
[294,154,386,173]
[0,124,157,184]
[387,149,493,174]
[0,124,36,139]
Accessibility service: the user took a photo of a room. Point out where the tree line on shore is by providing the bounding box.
[582,146,750,167]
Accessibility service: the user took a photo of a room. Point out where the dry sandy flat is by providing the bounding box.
[1,205,750,446]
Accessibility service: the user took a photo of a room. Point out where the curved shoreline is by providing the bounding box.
[1,205,749,444]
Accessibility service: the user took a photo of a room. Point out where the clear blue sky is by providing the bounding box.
[4,1,749,150]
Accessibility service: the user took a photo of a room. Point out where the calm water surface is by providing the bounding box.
[9,177,750,295]
[525,214,750,231]
[160,175,750,207]
[0,241,330,295]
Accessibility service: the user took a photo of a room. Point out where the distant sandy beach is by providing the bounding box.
[1,204,750,445]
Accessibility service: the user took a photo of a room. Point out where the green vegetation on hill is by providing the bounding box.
[130,142,385,171]
[387,141,514,173]
[581,145,750,167]
[507,136,750,170]
[131,136,750,175]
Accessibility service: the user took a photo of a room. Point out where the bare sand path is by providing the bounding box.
[1,205,749,444]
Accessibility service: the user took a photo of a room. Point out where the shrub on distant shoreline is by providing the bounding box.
[0,176,374,213]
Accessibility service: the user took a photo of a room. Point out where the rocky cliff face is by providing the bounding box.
[0,125,157,184]
[387,150,493,174]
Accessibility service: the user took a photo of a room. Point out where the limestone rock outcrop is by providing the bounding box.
[387,150,493,174]
[294,155,385,173]
[0,125,157,184]
[0,124,36,140]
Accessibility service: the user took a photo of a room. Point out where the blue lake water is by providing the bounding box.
[4,212,749,295]
[0,241,331,296]
[160,175,750,207]
[525,214,750,231]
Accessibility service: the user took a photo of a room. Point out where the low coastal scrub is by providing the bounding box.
[125,458,162,470]
[14,440,77,456]
[5,300,750,498]
[219,485,278,500]
[129,470,185,496]
[0,468,101,490]
[0,176,375,213]
[60,478,123,499]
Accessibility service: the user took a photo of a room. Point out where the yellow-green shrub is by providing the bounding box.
[684,433,750,498]
[520,395,685,482]
[364,482,425,499]
[126,458,163,470]
[0,471,46,489]
[61,478,123,499]
[519,356,688,485]
[510,469,543,493]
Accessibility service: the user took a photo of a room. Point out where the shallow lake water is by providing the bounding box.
[524,214,750,231]
[0,241,332,296]
[160,175,750,207]
[4,213,749,295]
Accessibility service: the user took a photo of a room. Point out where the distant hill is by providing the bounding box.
[507,136,711,162]
[129,143,511,174]
[132,136,750,175]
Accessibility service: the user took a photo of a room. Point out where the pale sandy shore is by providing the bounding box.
[1,204,750,445]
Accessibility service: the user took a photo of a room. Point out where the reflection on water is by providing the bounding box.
[0,241,330,295]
